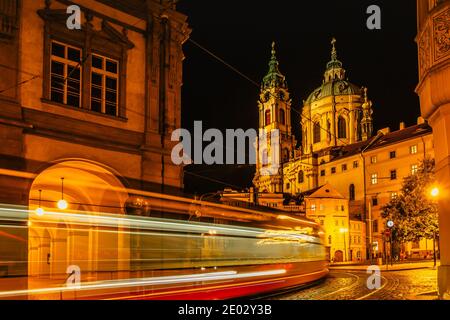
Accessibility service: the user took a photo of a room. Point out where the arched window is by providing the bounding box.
[283,148,289,162]
[262,149,268,166]
[279,109,285,125]
[298,170,304,183]
[265,110,271,126]
[313,122,321,143]
[349,184,355,201]
[338,116,347,139]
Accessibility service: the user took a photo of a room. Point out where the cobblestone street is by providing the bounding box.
[273,268,438,300]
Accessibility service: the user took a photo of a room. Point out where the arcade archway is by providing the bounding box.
[28,160,130,285]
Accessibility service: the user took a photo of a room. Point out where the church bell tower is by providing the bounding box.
[253,42,296,193]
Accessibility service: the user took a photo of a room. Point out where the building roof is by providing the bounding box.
[304,183,345,199]
[367,122,432,151]
[317,122,432,163]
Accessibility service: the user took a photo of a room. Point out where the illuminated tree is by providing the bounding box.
[381,158,439,244]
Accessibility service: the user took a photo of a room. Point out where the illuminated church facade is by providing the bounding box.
[248,39,436,262]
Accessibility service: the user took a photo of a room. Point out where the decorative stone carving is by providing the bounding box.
[433,8,450,61]
[418,25,431,78]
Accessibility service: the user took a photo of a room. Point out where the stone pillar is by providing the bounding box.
[416,1,450,299]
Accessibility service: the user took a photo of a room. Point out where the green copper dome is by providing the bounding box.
[305,38,362,104]
[262,42,287,89]
[305,80,363,104]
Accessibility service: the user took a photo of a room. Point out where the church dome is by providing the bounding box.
[304,38,363,105]
[306,80,363,104]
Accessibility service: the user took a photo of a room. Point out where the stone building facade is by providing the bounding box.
[0,0,189,283]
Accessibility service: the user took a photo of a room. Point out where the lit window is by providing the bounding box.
[91,54,119,116]
[411,164,419,175]
[265,110,271,126]
[311,204,316,211]
[390,170,397,180]
[371,173,378,185]
[50,41,82,108]
[391,192,398,200]
[410,145,418,155]
[371,156,377,164]
[390,151,396,159]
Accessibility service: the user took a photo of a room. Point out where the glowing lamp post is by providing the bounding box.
[430,186,440,269]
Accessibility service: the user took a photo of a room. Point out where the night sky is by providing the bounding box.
[176,0,420,196]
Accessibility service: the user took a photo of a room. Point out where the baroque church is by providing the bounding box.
[224,39,435,262]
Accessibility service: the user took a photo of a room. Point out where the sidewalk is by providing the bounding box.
[329,260,439,272]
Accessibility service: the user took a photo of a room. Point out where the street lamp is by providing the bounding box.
[430,186,440,269]
[340,228,349,262]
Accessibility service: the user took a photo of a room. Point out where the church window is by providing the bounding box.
[338,117,347,139]
[298,170,304,183]
[349,184,355,201]
[265,110,271,126]
[279,109,286,125]
[262,149,268,166]
[313,122,321,143]
[283,148,289,162]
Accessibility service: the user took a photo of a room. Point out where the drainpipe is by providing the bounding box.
[361,131,384,263]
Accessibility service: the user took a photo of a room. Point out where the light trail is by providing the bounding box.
[0,269,286,298]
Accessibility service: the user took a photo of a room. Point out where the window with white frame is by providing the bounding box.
[50,41,82,108]
[371,173,378,185]
[91,54,119,116]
